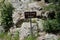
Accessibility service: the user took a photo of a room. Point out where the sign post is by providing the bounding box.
[24,11,36,37]
[29,17,33,37]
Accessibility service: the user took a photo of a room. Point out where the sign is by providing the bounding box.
[24,11,36,18]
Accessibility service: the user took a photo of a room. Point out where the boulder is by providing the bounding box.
[45,33,58,40]
[37,33,58,40]
[37,19,44,31]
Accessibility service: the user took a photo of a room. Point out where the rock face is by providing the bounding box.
[10,0,46,24]
[45,34,58,40]
[19,22,37,40]
[19,19,44,40]
[37,33,58,40]
[10,0,55,24]
[12,11,24,24]
[9,0,56,40]
[10,0,52,27]
[37,19,44,31]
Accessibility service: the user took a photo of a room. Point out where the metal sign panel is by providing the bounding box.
[24,11,36,18]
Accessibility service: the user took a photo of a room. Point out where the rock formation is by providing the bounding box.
[9,0,56,40]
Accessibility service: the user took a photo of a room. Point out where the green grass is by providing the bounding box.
[24,35,37,40]
[0,32,19,40]
[58,38,60,40]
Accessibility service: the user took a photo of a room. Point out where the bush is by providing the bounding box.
[44,0,60,34]
[0,1,14,32]
[44,19,60,34]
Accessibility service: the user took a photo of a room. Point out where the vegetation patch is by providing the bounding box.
[0,32,19,40]
[24,35,37,40]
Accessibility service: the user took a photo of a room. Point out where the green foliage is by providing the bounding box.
[24,35,37,40]
[44,0,60,11]
[0,32,5,38]
[0,1,14,32]
[48,0,58,3]
[44,0,60,34]
[58,38,60,40]
[56,13,60,23]
[0,32,19,40]
[44,19,60,33]
[44,4,56,11]
[32,20,37,23]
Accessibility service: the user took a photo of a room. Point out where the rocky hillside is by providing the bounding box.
[0,0,60,40]
[10,0,53,27]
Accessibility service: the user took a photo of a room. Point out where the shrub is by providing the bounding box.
[44,0,60,34]
[44,19,60,34]
[0,0,14,32]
